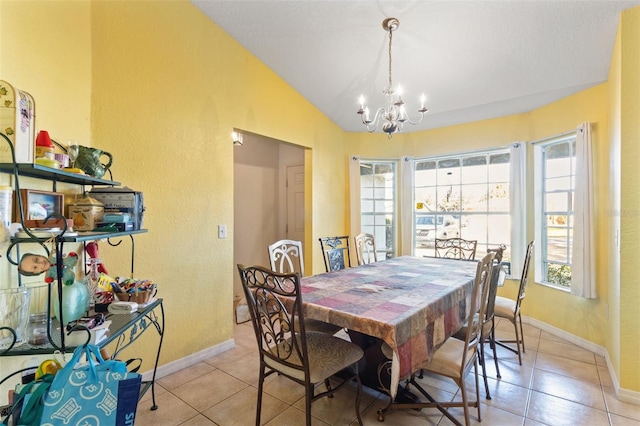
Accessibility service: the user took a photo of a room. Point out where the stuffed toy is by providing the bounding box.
[85,242,108,274]
[45,251,78,286]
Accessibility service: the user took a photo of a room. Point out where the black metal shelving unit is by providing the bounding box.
[0,133,164,413]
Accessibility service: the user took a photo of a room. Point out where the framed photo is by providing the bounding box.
[14,189,65,228]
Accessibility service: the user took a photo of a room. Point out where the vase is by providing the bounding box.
[53,281,89,326]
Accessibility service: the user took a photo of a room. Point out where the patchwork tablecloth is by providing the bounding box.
[300,256,478,396]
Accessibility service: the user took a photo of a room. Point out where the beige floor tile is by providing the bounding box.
[531,368,606,411]
[537,338,596,364]
[262,372,307,404]
[535,352,600,385]
[496,327,540,356]
[156,361,217,390]
[135,391,199,426]
[264,405,331,425]
[138,382,168,405]
[523,418,553,426]
[482,354,535,388]
[179,414,218,425]
[138,318,639,426]
[479,376,530,416]
[208,350,260,386]
[202,386,288,425]
[527,390,610,426]
[604,386,640,422]
[440,402,525,426]
[363,394,443,425]
[611,412,640,425]
[290,381,374,425]
[172,369,249,412]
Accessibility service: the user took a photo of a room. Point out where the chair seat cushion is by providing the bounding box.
[266,331,364,383]
[422,337,474,380]
[453,319,493,341]
[494,296,516,319]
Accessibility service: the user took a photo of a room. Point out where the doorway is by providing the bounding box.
[232,132,306,315]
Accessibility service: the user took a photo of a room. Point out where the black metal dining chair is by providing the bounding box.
[318,235,351,272]
[237,264,364,425]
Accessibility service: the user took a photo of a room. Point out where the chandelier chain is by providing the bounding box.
[388,27,393,91]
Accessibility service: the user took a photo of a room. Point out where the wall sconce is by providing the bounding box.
[232,131,243,146]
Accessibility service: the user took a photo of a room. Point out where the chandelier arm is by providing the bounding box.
[402,112,427,126]
[360,107,387,130]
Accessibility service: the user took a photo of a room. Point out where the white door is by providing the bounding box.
[286,164,305,243]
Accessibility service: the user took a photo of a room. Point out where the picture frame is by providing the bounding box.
[13,189,65,228]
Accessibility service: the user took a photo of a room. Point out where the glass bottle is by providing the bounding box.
[85,258,101,308]
[26,312,49,346]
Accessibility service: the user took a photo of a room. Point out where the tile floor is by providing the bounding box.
[135,318,640,425]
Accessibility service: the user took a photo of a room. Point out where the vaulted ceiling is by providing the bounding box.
[193,0,640,133]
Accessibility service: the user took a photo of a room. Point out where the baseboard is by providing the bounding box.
[522,315,640,405]
[140,338,235,382]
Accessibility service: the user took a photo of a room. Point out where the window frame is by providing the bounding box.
[358,159,398,259]
[412,147,512,268]
[533,132,577,291]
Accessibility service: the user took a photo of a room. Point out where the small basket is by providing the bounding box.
[113,290,153,304]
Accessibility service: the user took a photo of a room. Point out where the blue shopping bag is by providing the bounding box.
[40,344,141,426]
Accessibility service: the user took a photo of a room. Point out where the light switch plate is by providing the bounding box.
[218,225,226,239]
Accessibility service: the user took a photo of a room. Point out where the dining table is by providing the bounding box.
[299,255,479,399]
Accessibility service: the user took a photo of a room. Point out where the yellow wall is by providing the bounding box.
[618,6,640,393]
[0,0,347,384]
[0,0,638,398]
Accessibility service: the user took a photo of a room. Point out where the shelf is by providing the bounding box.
[12,229,148,243]
[1,299,163,356]
[0,163,119,186]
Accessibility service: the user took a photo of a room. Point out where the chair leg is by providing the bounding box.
[354,374,363,425]
[324,378,334,398]
[256,368,265,426]
[305,384,313,426]
[513,318,523,365]
[490,328,502,379]
[460,380,470,426]
[474,358,481,423]
[479,341,491,400]
[518,313,526,353]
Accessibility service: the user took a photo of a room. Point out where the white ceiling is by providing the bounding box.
[192,0,640,134]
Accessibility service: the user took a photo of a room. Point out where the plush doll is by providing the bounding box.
[85,242,108,274]
[45,251,78,286]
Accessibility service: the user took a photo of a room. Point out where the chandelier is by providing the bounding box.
[357,18,428,138]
